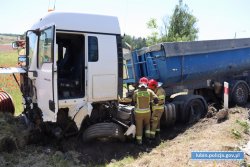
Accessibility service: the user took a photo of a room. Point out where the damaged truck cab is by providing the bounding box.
[23,12,125,138]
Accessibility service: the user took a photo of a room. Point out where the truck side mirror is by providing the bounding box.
[12,42,18,49]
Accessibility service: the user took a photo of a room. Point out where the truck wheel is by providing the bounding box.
[161,103,176,127]
[185,99,206,124]
[82,122,125,142]
[232,83,248,106]
[173,95,207,123]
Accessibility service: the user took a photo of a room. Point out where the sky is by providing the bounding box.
[0,0,250,40]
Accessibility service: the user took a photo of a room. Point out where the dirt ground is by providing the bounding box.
[115,107,250,167]
[0,44,12,52]
[0,106,249,167]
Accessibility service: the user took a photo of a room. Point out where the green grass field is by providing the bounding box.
[0,49,23,115]
[0,50,18,65]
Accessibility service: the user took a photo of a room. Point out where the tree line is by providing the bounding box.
[0,33,20,37]
[122,0,198,50]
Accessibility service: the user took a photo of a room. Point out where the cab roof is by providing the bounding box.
[30,12,121,35]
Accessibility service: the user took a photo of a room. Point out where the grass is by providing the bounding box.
[230,119,250,140]
[0,50,23,115]
[231,119,250,139]
[236,119,250,134]
[231,128,242,139]
[0,50,18,66]
[0,146,86,167]
[107,156,135,167]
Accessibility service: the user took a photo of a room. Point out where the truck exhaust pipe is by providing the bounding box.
[0,90,15,115]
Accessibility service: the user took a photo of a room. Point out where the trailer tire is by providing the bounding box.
[82,122,125,142]
[185,99,206,124]
[173,95,207,123]
[232,82,248,106]
[161,103,176,127]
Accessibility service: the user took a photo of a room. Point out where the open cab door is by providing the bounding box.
[30,25,58,122]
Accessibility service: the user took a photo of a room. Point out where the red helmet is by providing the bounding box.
[139,77,148,84]
[148,79,158,90]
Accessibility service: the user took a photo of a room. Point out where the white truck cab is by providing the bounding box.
[24,12,123,131]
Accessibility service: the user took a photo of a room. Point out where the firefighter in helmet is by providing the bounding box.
[133,77,158,144]
[148,79,166,139]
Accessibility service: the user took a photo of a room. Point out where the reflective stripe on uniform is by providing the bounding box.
[153,116,158,121]
[136,136,142,140]
[150,131,156,135]
[135,108,150,113]
[145,130,150,134]
[152,105,164,110]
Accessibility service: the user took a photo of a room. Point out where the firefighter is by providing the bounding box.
[133,77,158,145]
[148,79,166,139]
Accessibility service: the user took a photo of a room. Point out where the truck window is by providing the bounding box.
[26,32,37,68]
[88,36,98,62]
[38,27,54,68]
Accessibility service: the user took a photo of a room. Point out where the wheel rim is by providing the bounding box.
[188,100,204,123]
[235,86,247,103]
[233,83,248,105]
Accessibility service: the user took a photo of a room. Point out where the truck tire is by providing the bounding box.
[161,103,176,127]
[173,95,207,123]
[185,99,206,124]
[82,122,125,142]
[232,82,248,106]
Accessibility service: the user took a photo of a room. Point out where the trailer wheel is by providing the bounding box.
[232,82,248,106]
[185,99,206,124]
[82,122,125,142]
[161,103,176,127]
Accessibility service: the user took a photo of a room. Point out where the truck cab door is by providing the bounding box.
[87,34,118,102]
[36,25,58,122]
